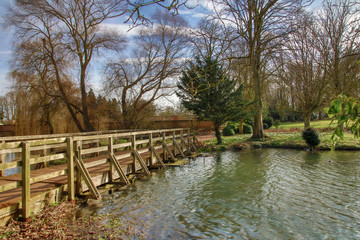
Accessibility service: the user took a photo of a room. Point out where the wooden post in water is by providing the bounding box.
[187,129,191,151]
[0,140,5,176]
[21,141,30,219]
[74,140,82,195]
[66,137,75,201]
[108,137,114,182]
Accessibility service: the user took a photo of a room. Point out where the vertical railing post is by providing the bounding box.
[162,132,167,161]
[172,131,177,157]
[187,129,191,151]
[21,141,30,219]
[66,137,75,201]
[131,134,136,173]
[180,130,184,152]
[108,137,114,182]
[74,140,82,195]
[149,133,153,166]
[0,140,5,176]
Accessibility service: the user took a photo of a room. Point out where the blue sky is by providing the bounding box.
[0,0,322,96]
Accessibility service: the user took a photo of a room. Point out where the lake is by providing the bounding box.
[99,149,360,239]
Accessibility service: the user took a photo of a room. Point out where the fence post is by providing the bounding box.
[149,133,153,166]
[172,131,177,157]
[162,132,167,161]
[0,140,5,176]
[131,135,136,173]
[21,141,30,219]
[187,129,191,151]
[108,137,114,182]
[66,137,75,201]
[74,140,82,195]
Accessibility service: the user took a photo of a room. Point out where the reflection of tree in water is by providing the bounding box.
[303,151,322,167]
[180,151,269,237]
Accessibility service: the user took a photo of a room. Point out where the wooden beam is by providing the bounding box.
[108,151,130,185]
[174,139,186,158]
[21,142,31,219]
[150,146,165,168]
[181,131,190,154]
[133,150,150,176]
[74,141,82,195]
[74,155,101,199]
[108,137,114,182]
[66,137,75,201]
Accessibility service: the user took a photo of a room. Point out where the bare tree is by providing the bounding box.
[276,13,328,128]
[8,0,189,132]
[104,11,189,129]
[317,0,360,97]
[211,0,312,139]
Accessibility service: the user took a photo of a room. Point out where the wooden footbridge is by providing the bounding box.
[0,128,200,225]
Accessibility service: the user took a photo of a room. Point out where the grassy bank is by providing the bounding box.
[276,119,335,130]
[201,131,360,151]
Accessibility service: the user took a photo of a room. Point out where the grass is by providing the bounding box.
[276,119,335,130]
[202,131,360,151]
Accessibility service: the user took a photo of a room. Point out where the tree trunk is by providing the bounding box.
[238,120,244,134]
[304,112,311,129]
[80,68,94,132]
[214,122,222,144]
[251,49,264,139]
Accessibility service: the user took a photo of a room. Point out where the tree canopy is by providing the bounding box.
[177,57,251,144]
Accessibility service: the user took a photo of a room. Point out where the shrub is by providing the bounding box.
[243,124,252,134]
[263,116,274,129]
[263,122,269,130]
[302,128,320,149]
[227,121,239,133]
[274,119,281,129]
[222,125,235,136]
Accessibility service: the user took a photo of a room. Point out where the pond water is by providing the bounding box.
[99,149,360,239]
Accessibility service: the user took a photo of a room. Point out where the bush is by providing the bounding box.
[263,116,274,129]
[227,121,239,133]
[263,122,269,130]
[243,124,252,134]
[274,119,281,129]
[302,128,320,149]
[222,125,235,136]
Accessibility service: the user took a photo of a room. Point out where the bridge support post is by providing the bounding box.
[66,137,75,201]
[21,141,30,219]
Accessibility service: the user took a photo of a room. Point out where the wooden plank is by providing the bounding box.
[0,160,21,171]
[113,142,131,149]
[30,153,66,165]
[28,138,67,147]
[30,143,67,152]
[108,137,114,182]
[0,148,22,155]
[30,169,67,184]
[67,137,75,201]
[0,181,22,192]
[75,141,82,196]
[22,141,31,219]
[81,146,108,155]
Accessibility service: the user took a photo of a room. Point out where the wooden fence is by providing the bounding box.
[0,128,199,223]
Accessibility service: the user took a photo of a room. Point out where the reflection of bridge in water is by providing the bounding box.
[0,128,202,225]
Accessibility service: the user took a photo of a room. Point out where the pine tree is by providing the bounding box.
[177,57,251,144]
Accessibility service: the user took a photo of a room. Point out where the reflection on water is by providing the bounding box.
[99,149,360,239]
[5,153,20,176]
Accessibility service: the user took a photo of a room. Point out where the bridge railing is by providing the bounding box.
[0,128,198,220]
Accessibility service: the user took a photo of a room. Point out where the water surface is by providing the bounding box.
[99,149,360,239]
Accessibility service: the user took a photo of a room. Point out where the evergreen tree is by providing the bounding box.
[177,57,251,144]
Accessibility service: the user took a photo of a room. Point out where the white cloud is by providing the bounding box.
[99,23,140,36]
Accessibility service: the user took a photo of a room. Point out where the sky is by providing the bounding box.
[0,0,322,97]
